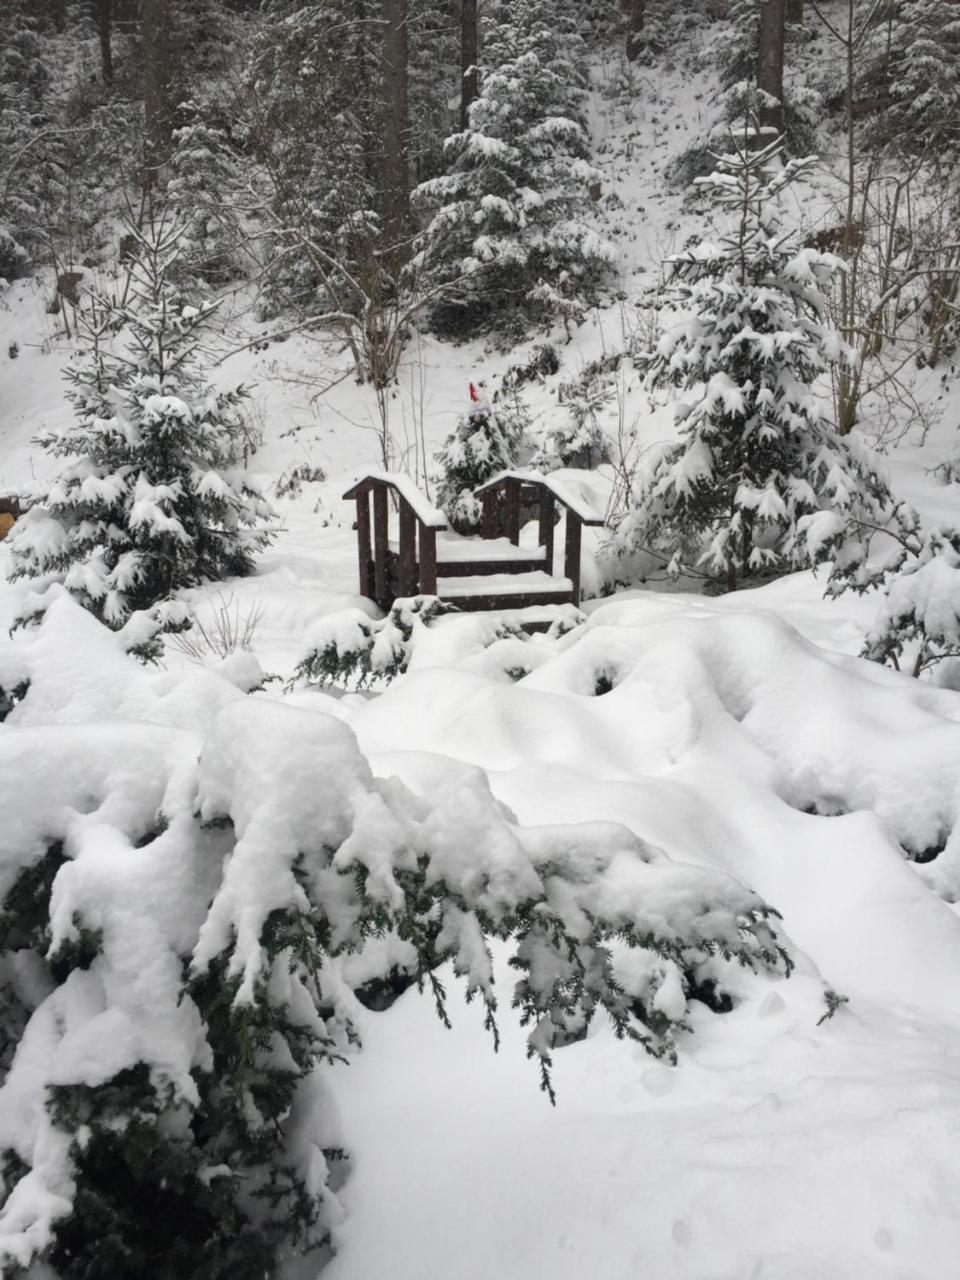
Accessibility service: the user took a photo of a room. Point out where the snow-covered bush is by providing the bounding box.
[435,392,530,534]
[612,134,896,591]
[854,527,960,678]
[0,595,793,1274]
[292,596,456,688]
[414,0,612,337]
[7,225,275,624]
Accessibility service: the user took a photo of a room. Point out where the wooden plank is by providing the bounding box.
[399,503,418,597]
[435,556,545,578]
[482,490,497,539]
[356,493,372,599]
[419,522,437,595]
[373,485,389,606]
[439,590,573,613]
[505,479,521,545]
[564,512,582,605]
[538,493,555,575]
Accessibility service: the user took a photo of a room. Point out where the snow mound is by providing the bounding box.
[346,595,960,1011]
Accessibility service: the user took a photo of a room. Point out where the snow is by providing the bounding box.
[437,570,572,597]
[4,14,960,1280]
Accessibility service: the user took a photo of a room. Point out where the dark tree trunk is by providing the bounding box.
[142,0,173,190]
[94,0,113,85]
[624,0,645,62]
[757,0,786,131]
[460,0,478,130]
[786,0,802,21]
[381,0,411,277]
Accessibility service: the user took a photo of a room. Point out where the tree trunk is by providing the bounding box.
[94,0,113,85]
[624,0,645,62]
[381,0,411,278]
[142,0,173,190]
[460,0,478,131]
[786,0,802,21]
[757,0,786,131]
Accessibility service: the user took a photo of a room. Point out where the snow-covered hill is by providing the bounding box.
[3,18,960,1280]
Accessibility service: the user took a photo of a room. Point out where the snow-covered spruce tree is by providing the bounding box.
[7,226,274,624]
[534,363,613,471]
[613,131,896,592]
[413,0,611,337]
[434,384,529,533]
[0,595,794,1275]
[169,105,247,286]
[0,5,59,274]
[864,0,960,156]
[241,0,383,316]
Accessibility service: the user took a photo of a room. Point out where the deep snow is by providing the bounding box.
[3,17,960,1279]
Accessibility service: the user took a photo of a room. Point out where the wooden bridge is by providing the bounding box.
[343,470,605,615]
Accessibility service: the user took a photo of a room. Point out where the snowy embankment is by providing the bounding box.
[312,598,960,1280]
[6,552,960,1276]
[4,22,960,1280]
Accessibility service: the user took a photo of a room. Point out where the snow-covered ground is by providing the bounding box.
[4,23,960,1280]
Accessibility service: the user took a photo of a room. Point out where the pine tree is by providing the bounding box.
[614,131,895,591]
[0,4,59,272]
[7,224,274,623]
[879,0,960,154]
[414,0,611,336]
[242,0,383,314]
[434,385,528,533]
[169,104,246,285]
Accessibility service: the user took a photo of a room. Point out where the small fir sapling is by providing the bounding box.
[7,223,275,624]
[613,130,898,591]
[535,365,613,471]
[434,381,529,533]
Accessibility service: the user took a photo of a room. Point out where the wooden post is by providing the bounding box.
[482,489,497,539]
[373,484,389,606]
[419,522,437,595]
[564,512,582,605]
[505,479,521,545]
[538,491,555,574]
[399,503,418,597]
[356,492,372,599]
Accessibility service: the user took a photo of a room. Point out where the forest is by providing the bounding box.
[1,2,960,1278]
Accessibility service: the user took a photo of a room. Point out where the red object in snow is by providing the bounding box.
[469,381,479,402]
